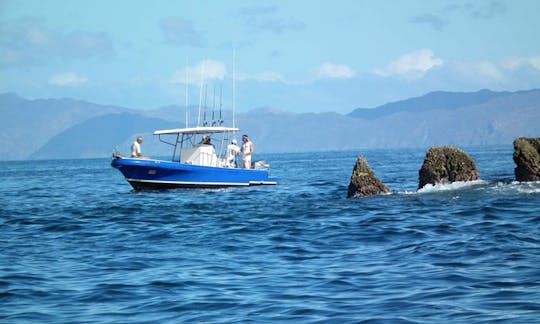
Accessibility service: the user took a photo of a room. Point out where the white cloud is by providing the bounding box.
[315,63,356,79]
[48,72,88,86]
[450,56,540,86]
[502,56,540,71]
[171,59,226,85]
[375,49,444,79]
[455,61,505,82]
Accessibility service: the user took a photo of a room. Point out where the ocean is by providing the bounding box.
[1,146,539,323]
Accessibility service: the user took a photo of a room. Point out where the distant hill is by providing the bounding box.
[0,93,131,160]
[29,113,180,159]
[1,89,539,160]
[239,89,540,152]
[347,89,535,119]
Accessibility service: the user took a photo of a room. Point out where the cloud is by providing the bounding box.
[160,17,207,47]
[450,56,540,85]
[502,56,540,71]
[48,73,88,86]
[409,14,447,31]
[239,5,277,16]
[470,1,507,19]
[239,5,305,34]
[436,56,540,90]
[0,17,114,67]
[375,49,444,79]
[171,59,226,85]
[171,60,287,85]
[443,1,507,18]
[454,61,505,83]
[412,1,507,31]
[315,63,356,79]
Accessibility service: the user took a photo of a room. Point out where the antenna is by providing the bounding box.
[185,57,189,128]
[212,84,216,126]
[232,49,236,129]
[197,61,205,127]
[219,84,223,125]
[203,84,208,126]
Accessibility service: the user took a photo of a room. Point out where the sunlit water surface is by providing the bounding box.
[1,146,539,322]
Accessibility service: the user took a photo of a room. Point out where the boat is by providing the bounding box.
[111,125,277,190]
[112,55,277,190]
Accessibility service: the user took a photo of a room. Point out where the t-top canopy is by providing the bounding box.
[154,126,240,136]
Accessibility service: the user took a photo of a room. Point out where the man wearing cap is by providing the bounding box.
[226,138,240,168]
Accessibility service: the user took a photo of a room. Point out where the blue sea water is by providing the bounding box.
[1,146,539,323]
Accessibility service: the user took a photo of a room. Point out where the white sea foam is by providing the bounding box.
[483,180,540,195]
[417,180,487,194]
[515,181,540,194]
[398,190,417,195]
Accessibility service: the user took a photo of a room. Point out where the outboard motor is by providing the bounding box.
[254,160,270,170]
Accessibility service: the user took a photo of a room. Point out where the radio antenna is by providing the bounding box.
[232,49,236,129]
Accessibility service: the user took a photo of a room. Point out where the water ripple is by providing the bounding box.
[1,149,539,322]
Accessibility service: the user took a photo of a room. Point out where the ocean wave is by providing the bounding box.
[416,180,487,194]
[413,179,540,195]
[488,180,540,195]
[514,181,540,194]
[2,150,540,323]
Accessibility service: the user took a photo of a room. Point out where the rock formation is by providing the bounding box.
[418,146,480,190]
[513,137,540,182]
[347,156,391,198]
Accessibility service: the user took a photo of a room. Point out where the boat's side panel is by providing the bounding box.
[111,158,277,189]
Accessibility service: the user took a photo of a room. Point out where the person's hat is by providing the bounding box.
[232,139,237,144]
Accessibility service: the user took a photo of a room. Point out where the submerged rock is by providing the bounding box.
[347,156,390,198]
[513,137,540,182]
[418,146,480,190]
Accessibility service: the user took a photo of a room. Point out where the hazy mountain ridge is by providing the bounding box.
[1,89,539,160]
[29,113,180,159]
[0,93,133,160]
[241,89,540,152]
[347,89,538,120]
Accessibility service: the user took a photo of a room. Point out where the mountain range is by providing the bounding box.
[0,89,539,160]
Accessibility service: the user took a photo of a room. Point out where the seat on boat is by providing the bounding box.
[180,145,217,167]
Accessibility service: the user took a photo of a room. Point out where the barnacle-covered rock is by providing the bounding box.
[347,156,390,198]
[513,137,540,182]
[418,146,480,190]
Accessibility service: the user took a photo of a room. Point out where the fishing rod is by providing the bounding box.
[212,84,216,126]
[219,84,223,126]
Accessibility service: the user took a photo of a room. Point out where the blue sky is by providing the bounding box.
[1,0,539,113]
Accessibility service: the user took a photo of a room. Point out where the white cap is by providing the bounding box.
[232,139,237,144]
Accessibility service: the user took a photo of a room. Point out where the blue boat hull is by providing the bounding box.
[111,157,278,190]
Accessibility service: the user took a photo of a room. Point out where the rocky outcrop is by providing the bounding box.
[418,146,480,190]
[347,156,390,198]
[513,137,540,182]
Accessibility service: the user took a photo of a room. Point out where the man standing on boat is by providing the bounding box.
[226,139,240,168]
[131,136,145,158]
[241,134,254,169]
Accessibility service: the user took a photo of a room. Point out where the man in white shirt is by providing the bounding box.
[241,134,254,169]
[131,136,144,158]
[226,139,240,168]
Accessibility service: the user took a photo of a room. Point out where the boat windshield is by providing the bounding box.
[154,126,239,165]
